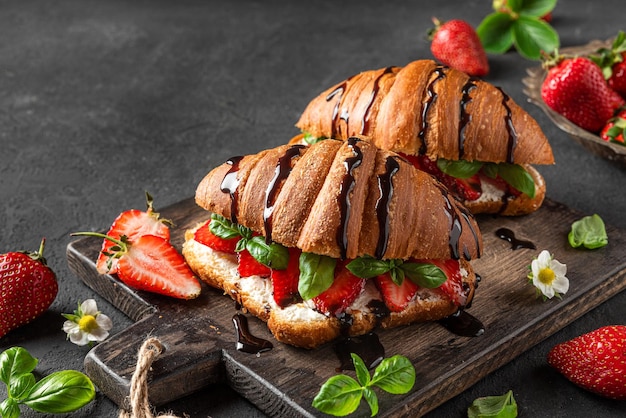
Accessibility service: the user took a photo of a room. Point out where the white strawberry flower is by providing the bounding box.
[62,299,113,346]
[528,250,569,300]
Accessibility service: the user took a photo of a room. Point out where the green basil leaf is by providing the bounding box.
[370,355,416,395]
[298,253,337,300]
[517,0,557,18]
[302,132,327,145]
[468,390,518,418]
[568,214,609,249]
[312,374,363,416]
[506,0,524,13]
[512,16,559,60]
[23,370,95,414]
[437,159,483,179]
[401,263,446,288]
[10,372,36,400]
[245,236,289,270]
[0,398,20,418]
[0,347,38,386]
[209,213,243,240]
[362,386,379,417]
[481,163,499,179]
[496,163,536,198]
[477,13,515,54]
[351,353,371,387]
[389,267,405,286]
[346,257,392,279]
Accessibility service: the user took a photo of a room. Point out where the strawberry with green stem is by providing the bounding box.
[74,232,201,300]
[0,238,58,338]
[429,18,489,77]
[590,31,626,99]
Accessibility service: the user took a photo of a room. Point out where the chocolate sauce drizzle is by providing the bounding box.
[263,145,306,243]
[496,227,536,250]
[220,156,244,223]
[232,313,273,354]
[496,87,518,163]
[336,138,363,260]
[333,332,385,372]
[361,66,395,135]
[438,310,484,337]
[458,77,478,159]
[460,209,481,260]
[418,66,447,155]
[438,185,463,260]
[374,156,400,259]
[326,75,356,139]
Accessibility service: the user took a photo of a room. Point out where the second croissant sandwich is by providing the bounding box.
[183,138,482,349]
[293,59,555,216]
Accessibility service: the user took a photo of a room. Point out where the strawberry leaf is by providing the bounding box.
[516,0,556,18]
[477,12,515,54]
[298,252,337,300]
[512,16,559,60]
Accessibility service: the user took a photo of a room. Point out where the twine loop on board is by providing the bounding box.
[118,337,184,418]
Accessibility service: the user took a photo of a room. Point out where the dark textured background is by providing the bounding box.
[1,0,625,417]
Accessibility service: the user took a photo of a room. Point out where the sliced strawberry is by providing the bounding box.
[194,219,239,253]
[116,234,201,299]
[420,259,467,306]
[313,261,366,316]
[96,197,170,274]
[374,272,419,313]
[270,247,302,308]
[237,249,271,278]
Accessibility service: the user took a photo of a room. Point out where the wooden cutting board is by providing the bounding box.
[66,197,626,417]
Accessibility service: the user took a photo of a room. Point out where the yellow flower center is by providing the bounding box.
[538,267,556,285]
[78,315,98,333]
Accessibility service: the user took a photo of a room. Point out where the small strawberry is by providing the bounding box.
[270,247,302,308]
[75,232,201,299]
[1,239,58,338]
[590,31,626,99]
[194,219,239,254]
[541,55,625,133]
[600,109,626,145]
[429,18,489,77]
[237,249,271,278]
[548,325,626,400]
[374,272,419,313]
[96,193,171,274]
[414,259,468,306]
[313,261,366,316]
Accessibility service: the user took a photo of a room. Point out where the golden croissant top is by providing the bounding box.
[195,138,482,261]
[296,59,554,165]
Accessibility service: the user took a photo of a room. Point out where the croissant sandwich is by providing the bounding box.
[293,59,555,216]
[182,138,483,349]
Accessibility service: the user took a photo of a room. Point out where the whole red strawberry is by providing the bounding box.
[548,325,626,400]
[0,239,58,338]
[541,56,625,133]
[600,109,626,145]
[429,17,489,77]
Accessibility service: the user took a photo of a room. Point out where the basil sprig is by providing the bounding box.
[312,353,415,416]
[436,159,536,198]
[302,132,327,145]
[477,0,559,60]
[467,390,518,418]
[298,252,337,300]
[209,214,289,270]
[568,214,609,250]
[0,347,95,417]
[347,256,446,289]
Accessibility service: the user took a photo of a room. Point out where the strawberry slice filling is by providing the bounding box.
[194,219,470,316]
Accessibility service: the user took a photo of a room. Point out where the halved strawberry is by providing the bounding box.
[194,219,239,253]
[238,249,271,278]
[374,272,419,313]
[423,259,467,306]
[270,247,302,308]
[96,194,170,274]
[313,262,366,316]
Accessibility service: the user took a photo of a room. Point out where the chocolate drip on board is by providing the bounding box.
[333,332,385,372]
[496,227,536,250]
[220,155,244,224]
[418,66,447,155]
[458,77,478,159]
[374,156,400,259]
[336,138,363,260]
[360,66,395,135]
[438,310,484,337]
[263,145,306,243]
[232,313,273,354]
[497,87,518,163]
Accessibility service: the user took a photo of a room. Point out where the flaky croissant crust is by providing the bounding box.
[296,59,554,165]
[195,138,482,261]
